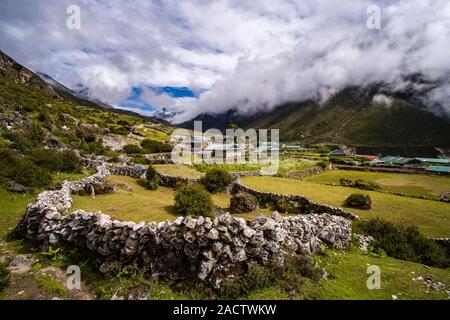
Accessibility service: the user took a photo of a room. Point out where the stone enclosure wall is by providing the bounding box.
[232,178,358,221]
[14,161,356,288]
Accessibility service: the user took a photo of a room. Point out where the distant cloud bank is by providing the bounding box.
[1,0,449,122]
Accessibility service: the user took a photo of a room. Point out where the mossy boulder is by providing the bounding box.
[345,193,372,209]
[230,192,258,213]
[84,180,117,195]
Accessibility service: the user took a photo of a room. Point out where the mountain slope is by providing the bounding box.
[181,86,450,147]
[36,71,114,110]
[0,50,173,152]
[0,51,58,98]
[0,50,166,124]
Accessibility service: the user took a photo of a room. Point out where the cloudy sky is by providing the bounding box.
[1,0,449,122]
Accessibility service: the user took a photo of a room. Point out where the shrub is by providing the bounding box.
[345,193,372,209]
[140,139,172,153]
[123,144,143,154]
[30,149,80,173]
[145,165,159,190]
[4,131,36,152]
[0,262,10,293]
[0,149,53,188]
[109,125,129,135]
[132,155,147,165]
[317,160,330,169]
[355,218,449,268]
[218,263,275,299]
[339,178,353,186]
[200,168,234,193]
[217,254,321,299]
[13,159,53,187]
[230,192,258,213]
[61,150,81,172]
[339,178,381,191]
[80,140,106,155]
[174,184,214,217]
[354,179,381,191]
[30,149,63,172]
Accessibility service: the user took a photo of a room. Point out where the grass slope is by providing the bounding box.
[304,170,450,198]
[246,88,450,146]
[249,249,450,300]
[241,176,450,237]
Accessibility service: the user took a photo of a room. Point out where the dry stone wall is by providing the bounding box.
[14,161,355,288]
[232,178,358,221]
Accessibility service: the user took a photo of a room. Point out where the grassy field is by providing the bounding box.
[0,171,92,238]
[277,158,319,174]
[304,170,450,198]
[241,176,450,237]
[71,175,274,222]
[71,175,233,222]
[248,249,450,300]
[1,174,449,300]
[0,190,34,238]
[153,164,204,179]
[193,157,319,174]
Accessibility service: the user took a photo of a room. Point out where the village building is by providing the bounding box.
[426,166,450,174]
[203,143,245,162]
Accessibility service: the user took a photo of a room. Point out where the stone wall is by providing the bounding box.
[335,164,428,175]
[232,179,358,221]
[158,174,200,187]
[144,153,174,165]
[82,158,357,221]
[82,158,146,178]
[229,170,262,177]
[281,165,330,179]
[14,162,354,288]
[431,238,450,251]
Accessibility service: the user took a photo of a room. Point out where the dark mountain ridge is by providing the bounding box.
[180,84,450,147]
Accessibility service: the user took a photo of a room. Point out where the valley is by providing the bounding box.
[0,49,449,302]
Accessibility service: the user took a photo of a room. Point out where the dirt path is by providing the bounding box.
[1,236,95,300]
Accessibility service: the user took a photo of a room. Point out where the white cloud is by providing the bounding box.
[0,0,449,122]
[372,94,393,105]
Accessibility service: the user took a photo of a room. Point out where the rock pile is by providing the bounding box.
[16,207,352,288]
[14,161,354,288]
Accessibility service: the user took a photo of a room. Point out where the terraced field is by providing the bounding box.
[241,176,450,237]
[304,170,450,198]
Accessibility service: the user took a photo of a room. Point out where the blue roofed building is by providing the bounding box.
[426,166,450,174]
[415,158,450,165]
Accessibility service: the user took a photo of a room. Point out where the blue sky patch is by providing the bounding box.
[154,86,197,98]
[119,86,197,111]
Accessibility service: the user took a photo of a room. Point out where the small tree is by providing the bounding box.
[345,193,372,209]
[174,184,214,217]
[145,165,159,190]
[123,144,143,154]
[140,139,172,153]
[0,262,10,293]
[200,168,234,193]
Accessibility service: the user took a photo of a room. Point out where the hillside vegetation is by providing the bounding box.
[182,86,450,146]
[0,53,172,191]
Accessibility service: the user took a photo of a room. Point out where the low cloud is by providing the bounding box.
[372,94,393,106]
[0,0,449,122]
